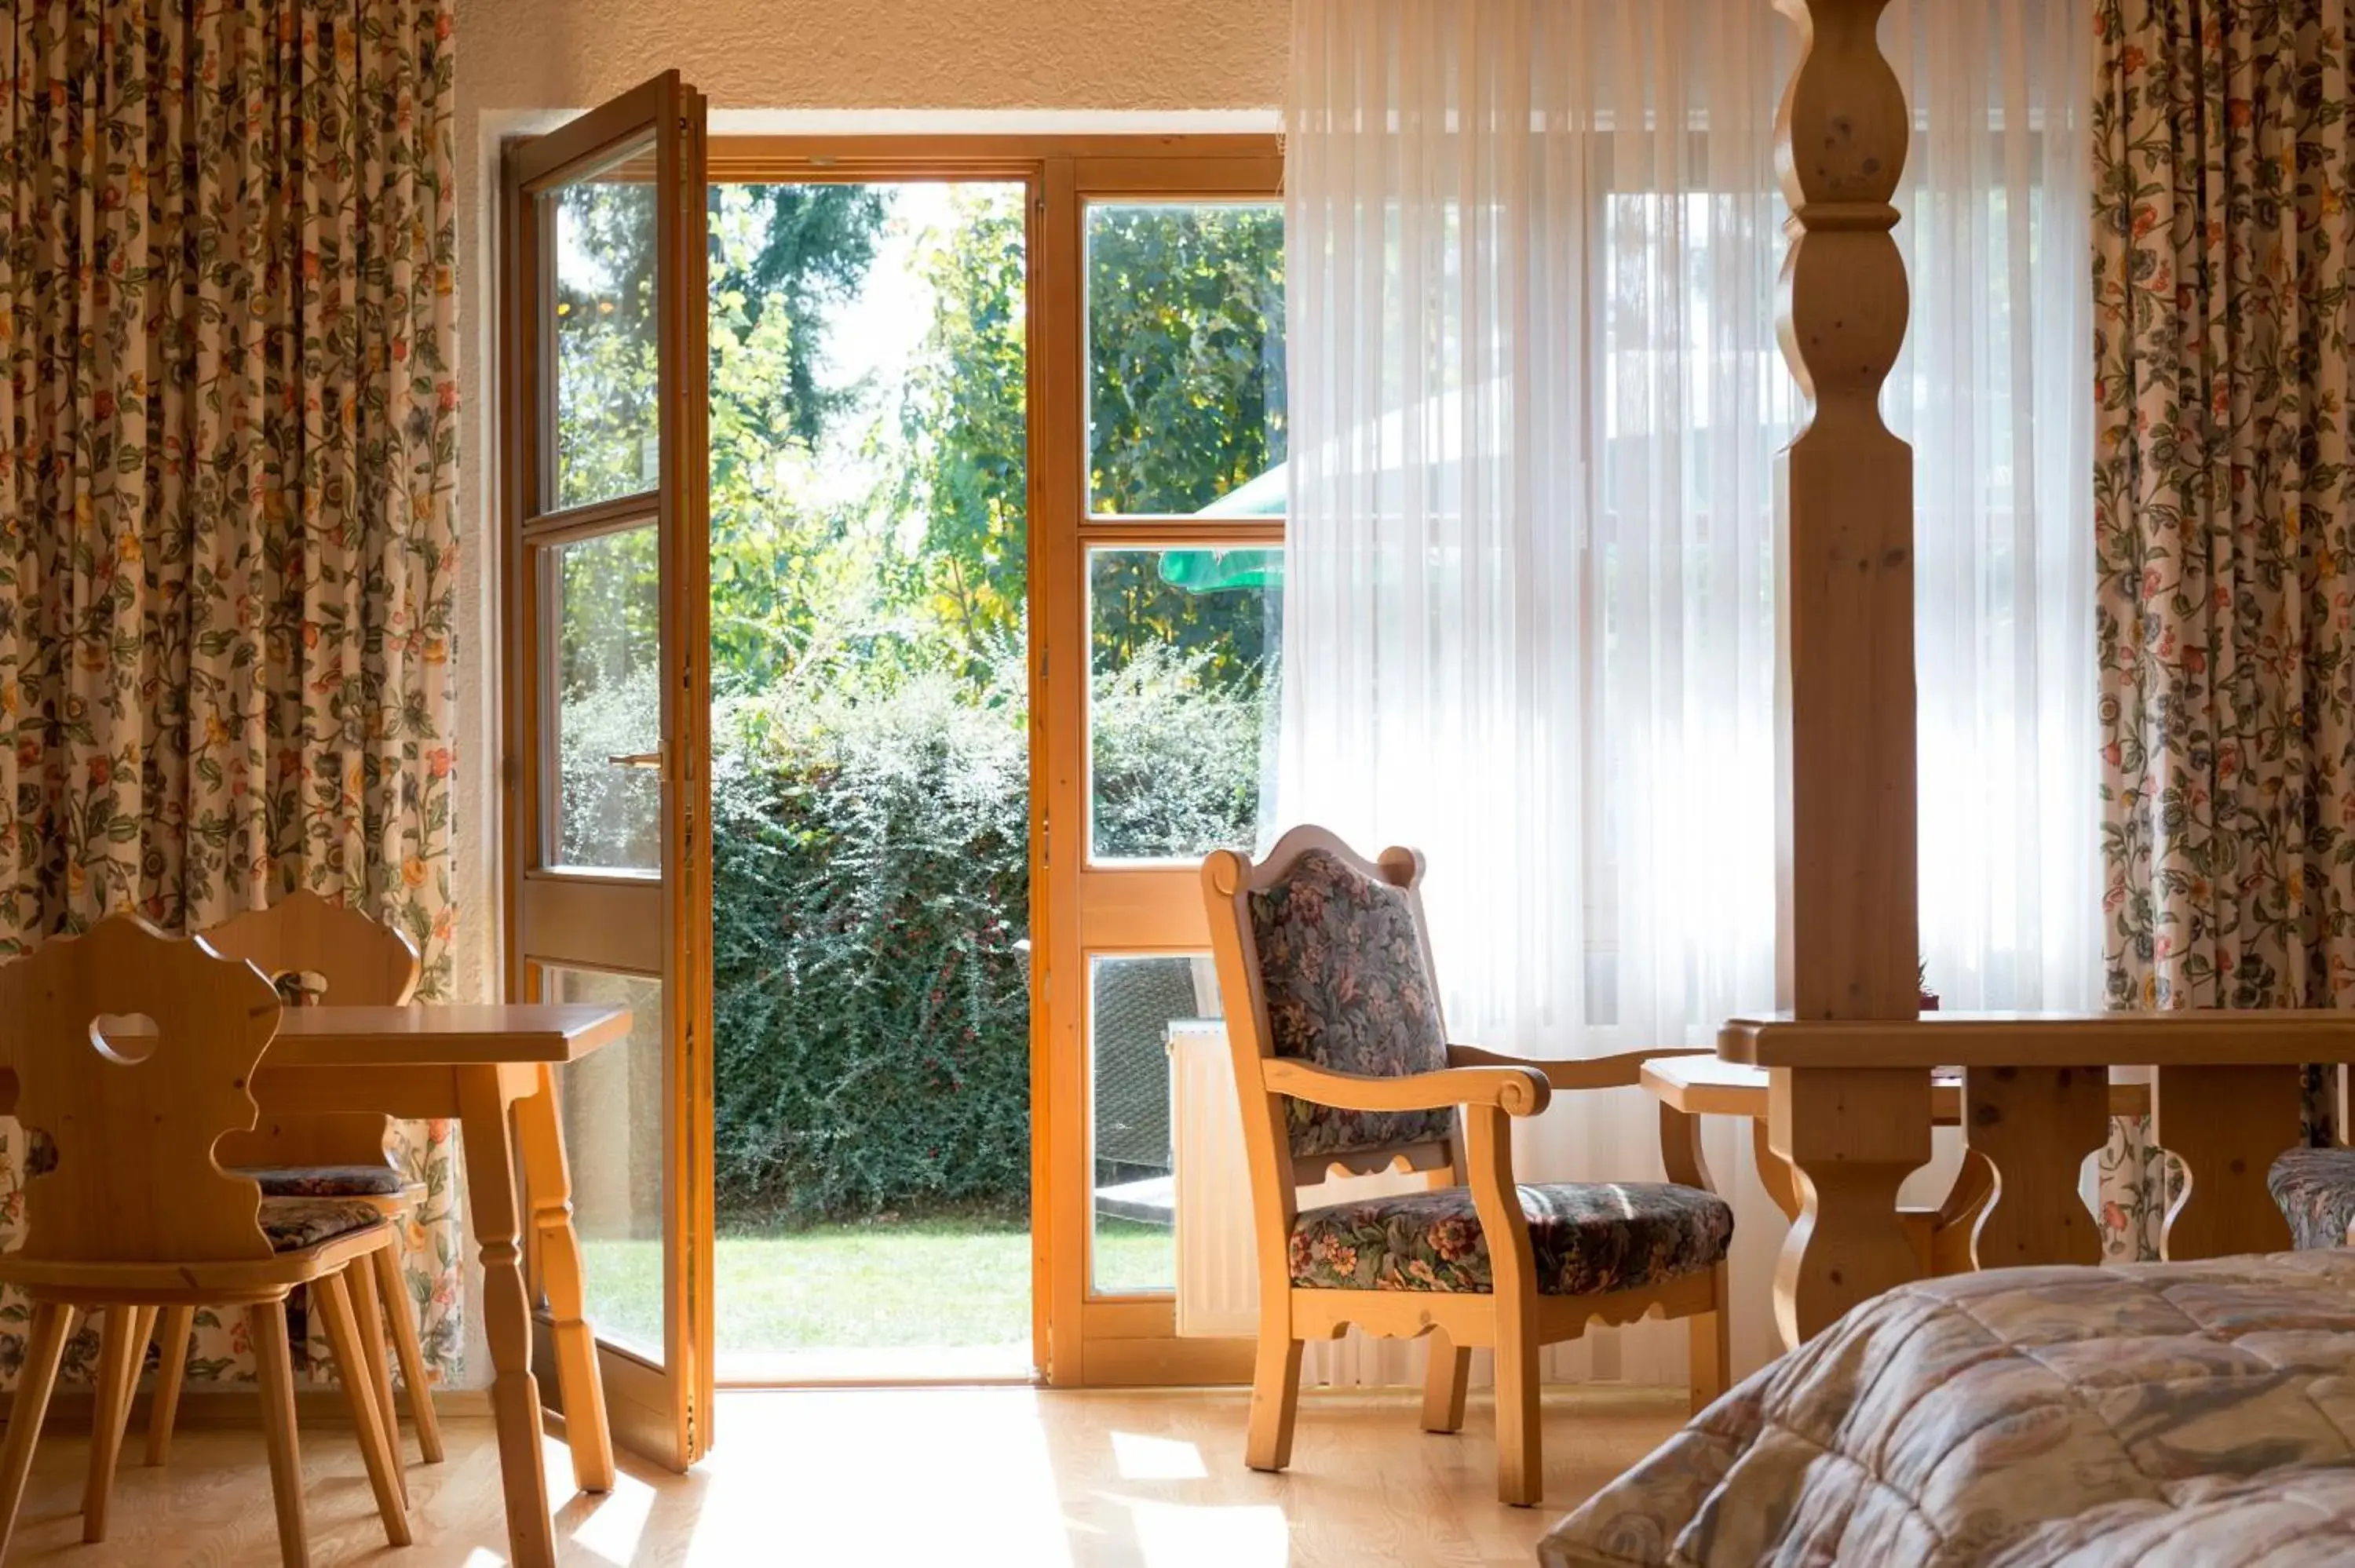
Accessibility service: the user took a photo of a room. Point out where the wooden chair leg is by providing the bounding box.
[1420,1329,1471,1434]
[144,1304,196,1466]
[1493,1301,1542,1508]
[119,1305,155,1433]
[344,1257,407,1497]
[315,1265,414,1548]
[1689,1267,1732,1414]
[0,1300,72,1553]
[250,1300,309,1567]
[373,1240,444,1463]
[82,1304,148,1541]
[1244,1333,1304,1472]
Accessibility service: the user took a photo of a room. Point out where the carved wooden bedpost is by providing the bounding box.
[1763,0,1933,1347]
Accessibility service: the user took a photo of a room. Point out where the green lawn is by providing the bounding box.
[578,1217,1170,1357]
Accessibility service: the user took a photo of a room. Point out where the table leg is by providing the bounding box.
[513,1061,616,1493]
[1769,1067,1932,1349]
[2154,1064,2301,1260]
[1963,1066,2106,1269]
[1750,1118,1802,1223]
[1929,1148,1998,1275]
[458,1065,556,1568]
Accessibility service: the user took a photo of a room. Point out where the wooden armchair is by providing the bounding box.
[1201,827,1732,1508]
[0,915,408,1563]
[129,888,444,1471]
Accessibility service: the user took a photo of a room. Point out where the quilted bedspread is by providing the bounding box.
[1541,1251,2355,1567]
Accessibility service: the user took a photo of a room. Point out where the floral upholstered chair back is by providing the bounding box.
[1241,833,1457,1162]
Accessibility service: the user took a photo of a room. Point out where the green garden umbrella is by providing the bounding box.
[1160,461,1286,592]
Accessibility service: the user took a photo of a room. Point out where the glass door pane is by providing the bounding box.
[548,967,668,1356]
[1089,953,1222,1296]
[551,178,664,509]
[503,70,712,1468]
[1084,204,1287,517]
[549,526,663,871]
[1086,545,1281,866]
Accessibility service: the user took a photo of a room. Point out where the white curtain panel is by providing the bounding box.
[1278,0,2094,1387]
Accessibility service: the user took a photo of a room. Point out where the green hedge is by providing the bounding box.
[708,666,1030,1225]
[690,645,1261,1227]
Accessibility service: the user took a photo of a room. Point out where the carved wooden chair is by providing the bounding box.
[0,914,409,1563]
[128,888,444,1471]
[1201,826,1732,1507]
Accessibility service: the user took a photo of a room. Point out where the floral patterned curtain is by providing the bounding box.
[2094,0,2352,1260]
[0,2,460,1384]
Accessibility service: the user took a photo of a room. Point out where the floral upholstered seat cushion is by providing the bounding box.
[229,1163,409,1199]
[2270,1147,2355,1249]
[1247,848,1456,1158]
[1289,1182,1732,1296]
[257,1197,386,1253]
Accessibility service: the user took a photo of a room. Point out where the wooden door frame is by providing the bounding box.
[1031,143,1278,1390]
[498,71,715,1467]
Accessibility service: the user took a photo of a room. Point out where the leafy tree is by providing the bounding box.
[714,185,891,446]
[903,190,1030,665]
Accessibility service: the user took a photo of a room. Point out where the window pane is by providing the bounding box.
[1085,203,1286,516]
[548,155,661,510]
[1088,546,1279,863]
[549,965,666,1361]
[551,526,662,870]
[1091,954,1222,1296]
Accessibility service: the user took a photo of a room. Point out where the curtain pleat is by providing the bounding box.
[0,0,461,1387]
[1282,0,2096,1384]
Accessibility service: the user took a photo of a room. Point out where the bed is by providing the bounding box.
[1539,1251,2355,1567]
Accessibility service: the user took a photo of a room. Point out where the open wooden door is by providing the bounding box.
[499,71,714,1468]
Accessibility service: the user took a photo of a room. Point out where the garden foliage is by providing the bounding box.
[553,184,1283,1223]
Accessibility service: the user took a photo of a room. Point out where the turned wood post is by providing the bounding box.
[1763,0,1932,1347]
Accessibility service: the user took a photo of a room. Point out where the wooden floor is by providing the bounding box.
[3,1386,1680,1566]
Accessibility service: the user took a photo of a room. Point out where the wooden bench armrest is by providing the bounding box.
[1447,1044,1711,1092]
[1261,1058,1551,1118]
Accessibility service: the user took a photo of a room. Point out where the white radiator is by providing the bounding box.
[1169,1020,1260,1338]
[1169,1021,1448,1342]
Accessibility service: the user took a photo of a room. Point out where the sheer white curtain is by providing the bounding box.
[1279,0,2094,1385]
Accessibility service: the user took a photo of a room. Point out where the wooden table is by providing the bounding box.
[1641,1055,2152,1283]
[1700,1013,2355,1347]
[3,1003,632,1568]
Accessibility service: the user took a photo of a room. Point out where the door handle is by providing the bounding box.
[606,750,663,768]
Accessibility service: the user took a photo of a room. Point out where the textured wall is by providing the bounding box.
[457,0,1288,112]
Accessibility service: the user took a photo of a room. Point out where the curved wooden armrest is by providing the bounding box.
[1446,1044,1711,1092]
[1261,1058,1552,1118]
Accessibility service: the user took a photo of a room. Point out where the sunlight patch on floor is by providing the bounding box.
[1122,1498,1291,1568]
[564,1467,659,1564]
[1110,1430,1209,1481]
